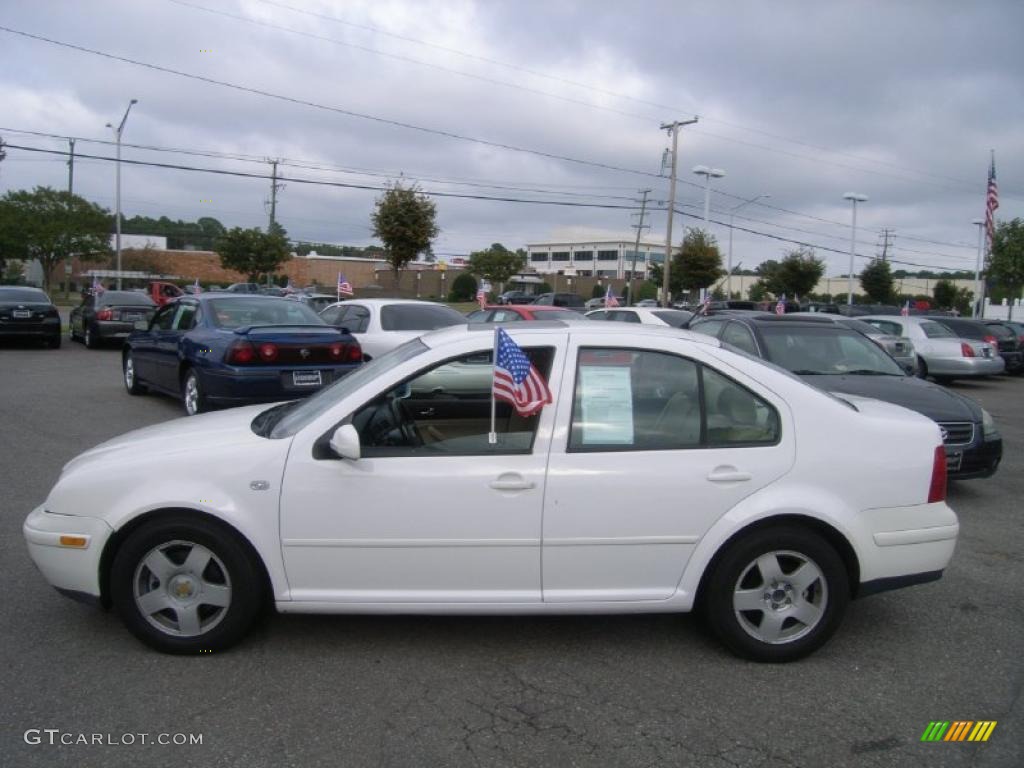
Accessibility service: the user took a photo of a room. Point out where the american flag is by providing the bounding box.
[700,294,712,315]
[477,281,490,310]
[492,327,552,417]
[985,152,999,248]
[775,294,786,315]
[193,278,201,294]
[337,272,353,298]
[900,299,910,317]
[603,284,619,307]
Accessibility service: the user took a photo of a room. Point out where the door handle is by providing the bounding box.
[417,407,435,417]
[489,473,535,492]
[707,466,752,483]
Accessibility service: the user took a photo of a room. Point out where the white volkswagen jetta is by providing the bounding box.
[24,323,957,662]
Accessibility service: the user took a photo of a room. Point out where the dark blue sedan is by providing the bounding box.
[122,294,363,415]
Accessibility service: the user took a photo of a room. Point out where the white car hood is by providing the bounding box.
[62,403,274,476]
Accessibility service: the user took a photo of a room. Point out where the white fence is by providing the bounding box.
[982,299,1023,321]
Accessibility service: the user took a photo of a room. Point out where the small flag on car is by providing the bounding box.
[193,278,201,294]
[775,294,786,315]
[901,300,910,317]
[604,284,619,307]
[91,276,105,297]
[477,281,490,310]
[337,272,353,299]
[701,294,712,315]
[491,327,552,422]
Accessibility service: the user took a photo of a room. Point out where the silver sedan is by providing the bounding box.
[859,315,1004,380]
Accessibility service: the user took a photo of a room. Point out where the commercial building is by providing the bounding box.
[525,239,666,280]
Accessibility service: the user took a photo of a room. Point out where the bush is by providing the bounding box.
[635,281,658,301]
[448,272,477,302]
[537,281,553,294]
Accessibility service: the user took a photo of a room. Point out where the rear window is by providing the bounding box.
[209,297,325,328]
[932,320,984,339]
[652,310,693,327]
[0,287,49,303]
[838,318,882,336]
[985,324,1013,338]
[99,291,156,306]
[380,303,466,331]
[920,321,956,339]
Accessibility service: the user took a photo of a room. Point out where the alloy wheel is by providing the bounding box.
[732,550,828,645]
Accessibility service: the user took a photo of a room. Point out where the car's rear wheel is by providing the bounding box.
[123,351,147,395]
[916,357,928,379]
[45,334,61,349]
[182,369,208,416]
[703,526,849,663]
[84,324,99,349]
[110,515,264,654]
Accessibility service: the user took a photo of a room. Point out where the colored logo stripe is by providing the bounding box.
[921,721,996,742]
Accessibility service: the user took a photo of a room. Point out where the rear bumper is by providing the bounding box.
[926,355,1004,376]
[0,318,60,337]
[96,320,136,340]
[202,363,362,404]
[855,502,958,592]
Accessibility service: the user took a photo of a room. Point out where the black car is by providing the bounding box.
[0,286,61,348]
[531,292,586,311]
[689,313,1002,479]
[69,290,157,349]
[930,317,1023,373]
[497,290,533,305]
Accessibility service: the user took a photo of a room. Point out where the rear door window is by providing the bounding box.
[380,304,464,331]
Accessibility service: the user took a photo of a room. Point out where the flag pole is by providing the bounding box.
[489,328,498,444]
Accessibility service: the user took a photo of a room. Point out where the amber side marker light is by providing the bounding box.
[59,535,88,548]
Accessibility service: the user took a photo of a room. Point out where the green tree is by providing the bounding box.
[0,186,111,291]
[467,243,525,291]
[758,248,824,298]
[988,218,1024,317]
[649,228,723,297]
[214,226,291,282]
[932,279,957,309]
[747,281,768,302]
[448,272,477,302]
[859,258,895,303]
[537,281,553,295]
[371,183,439,287]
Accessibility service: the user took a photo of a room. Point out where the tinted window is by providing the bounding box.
[99,291,156,306]
[533,309,583,322]
[863,319,903,336]
[721,322,758,355]
[920,321,956,339]
[0,287,50,303]
[465,310,491,323]
[702,366,780,446]
[689,318,726,338]
[586,310,612,321]
[759,326,904,375]
[152,305,176,331]
[208,298,324,328]
[319,305,346,325]
[344,306,371,333]
[488,310,523,322]
[173,303,199,331]
[651,310,692,327]
[936,320,985,340]
[380,304,466,331]
[352,347,554,456]
[984,323,1013,338]
[304,296,335,314]
[609,310,641,323]
[838,318,883,336]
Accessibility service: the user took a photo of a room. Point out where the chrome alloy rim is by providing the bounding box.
[124,357,135,389]
[184,375,199,415]
[132,540,232,637]
[732,550,827,645]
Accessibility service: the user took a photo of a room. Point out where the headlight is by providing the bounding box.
[981,408,1000,440]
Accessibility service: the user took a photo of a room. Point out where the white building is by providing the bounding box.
[109,234,168,250]
[525,239,666,280]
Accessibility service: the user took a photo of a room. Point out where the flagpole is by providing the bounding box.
[489,328,498,445]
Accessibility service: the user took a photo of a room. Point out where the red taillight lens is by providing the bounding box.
[928,445,947,503]
[346,343,362,362]
[329,343,344,360]
[96,308,113,321]
[984,335,997,346]
[961,342,975,357]
[258,342,278,362]
[226,342,256,364]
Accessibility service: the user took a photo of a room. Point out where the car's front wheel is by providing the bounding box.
[110,515,264,654]
[703,525,849,663]
[181,369,208,416]
[123,351,146,395]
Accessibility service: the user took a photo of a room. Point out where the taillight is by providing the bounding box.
[984,335,997,346]
[961,342,975,357]
[96,308,113,321]
[329,342,344,360]
[928,445,947,503]
[226,341,256,364]
[257,342,279,362]
[346,343,362,362]
[330,342,362,362]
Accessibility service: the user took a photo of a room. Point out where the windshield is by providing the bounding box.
[920,321,956,339]
[759,325,905,376]
[209,297,324,328]
[380,303,466,331]
[264,338,429,438]
[652,310,693,327]
[0,287,50,303]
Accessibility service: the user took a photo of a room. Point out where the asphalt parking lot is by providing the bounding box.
[1,338,1021,768]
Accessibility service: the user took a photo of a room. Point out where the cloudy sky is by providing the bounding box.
[1,0,1021,275]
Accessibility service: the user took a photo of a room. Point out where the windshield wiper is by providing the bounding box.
[842,369,901,376]
[790,369,829,375]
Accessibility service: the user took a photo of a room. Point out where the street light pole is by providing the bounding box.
[693,165,726,227]
[727,193,770,299]
[842,192,868,305]
[106,99,138,290]
[972,218,985,317]
[660,118,698,307]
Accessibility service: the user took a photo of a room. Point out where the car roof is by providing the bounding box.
[193,293,294,303]
[324,298,451,308]
[419,321,721,349]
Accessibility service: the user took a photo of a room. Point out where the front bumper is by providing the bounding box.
[855,501,958,596]
[999,351,1023,372]
[23,505,111,601]
[949,435,1002,479]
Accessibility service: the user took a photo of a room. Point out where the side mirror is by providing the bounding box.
[134,320,149,331]
[329,423,361,461]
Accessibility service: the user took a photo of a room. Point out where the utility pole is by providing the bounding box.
[67,138,76,194]
[266,159,284,286]
[628,189,652,306]
[878,228,894,262]
[660,118,698,307]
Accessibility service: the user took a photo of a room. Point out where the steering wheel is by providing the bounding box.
[387,396,422,447]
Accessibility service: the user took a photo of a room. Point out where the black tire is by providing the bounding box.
[46,334,61,349]
[181,368,208,416]
[84,323,100,349]
[703,525,849,663]
[70,319,81,343]
[110,515,264,654]
[916,357,928,379]
[123,350,147,395]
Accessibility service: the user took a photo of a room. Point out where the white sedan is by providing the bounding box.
[24,324,957,662]
[586,307,693,328]
[318,298,466,359]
